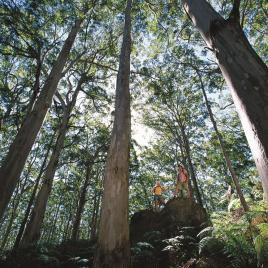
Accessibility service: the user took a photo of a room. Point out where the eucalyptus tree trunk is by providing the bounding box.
[1,198,20,249]
[177,138,194,198]
[63,201,77,241]
[72,150,104,241]
[90,192,101,240]
[1,183,24,249]
[13,132,55,250]
[46,200,61,242]
[90,193,98,239]
[1,157,36,249]
[71,164,93,241]
[0,18,84,221]
[182,0,268,200]
[24,55,42,118]
[180,123,203,206]
[20,79,83,246]
[93,1,132,267]
[197,70,249,211]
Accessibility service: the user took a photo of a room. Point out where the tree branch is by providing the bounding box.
[229,0,241,24]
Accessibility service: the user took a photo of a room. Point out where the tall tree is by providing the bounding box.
[20,75,86,246]
[71,144,107,241]
[93,0,132,267]
[194,68,249,211]
[13,130,55,249]
[0,16,85,220]
[182,0,268,200]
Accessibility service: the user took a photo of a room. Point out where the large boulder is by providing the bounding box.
[130,197,208,243]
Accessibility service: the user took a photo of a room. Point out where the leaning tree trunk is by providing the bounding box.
[1,181,24,249]
[93,1,132,267]
[20,81,82,246]
[13,131,55,250]
[0,18,84,221]
[182,0,268,200]
[196,69,249,211]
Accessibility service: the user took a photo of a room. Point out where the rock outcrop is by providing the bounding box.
[129,197,224,268]
[130,197,208,243]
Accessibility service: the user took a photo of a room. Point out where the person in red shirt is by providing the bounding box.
[174,164,190,198]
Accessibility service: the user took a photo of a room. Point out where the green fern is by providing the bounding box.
[223,233,256,268]
[198,236,223,256]
[197,227,214,239]
[254,223,268,266]
[257,223,268,238]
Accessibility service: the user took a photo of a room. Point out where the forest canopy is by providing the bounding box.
[0,0,267,268]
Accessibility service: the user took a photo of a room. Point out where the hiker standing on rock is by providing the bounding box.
[174,164,190,198]
[152,180,166,211]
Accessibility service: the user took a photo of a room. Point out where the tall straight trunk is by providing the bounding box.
[46,200,61,242]
[177,138,194,198]
[93,1,132,267]
[71,165,92,241]
[71,147,103,241]
[89,193,98,239]
[197,70,249,211]
[0,18,83,221]
[183,0,268,200]
[179,123,203,206]
[20,80,83,246]
[165,120,194,197]
[13,132,55,250]
[63,204,76,241]
[90,192,101,240]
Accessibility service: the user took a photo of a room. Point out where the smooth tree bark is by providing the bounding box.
[62,200,76,241]
[90,192,101,240]
[24,53,42,119]
[182,0,268,200]
[20,78,84,246]
[179,121,203,206]
[46,197,62,242]
[1,181,26,249]
[93,1,132,267]
[196,69,249,211]
[0,18,84,221]
[163,119,195,198]
[13,132,55,250]
[71,147,103,241]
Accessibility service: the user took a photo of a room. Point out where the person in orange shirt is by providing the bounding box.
[174,164,190,198]
[152,180,166,210]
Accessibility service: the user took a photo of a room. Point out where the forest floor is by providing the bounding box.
[0,197,268,268]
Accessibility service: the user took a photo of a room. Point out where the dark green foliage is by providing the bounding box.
[198,237,224,256]
[0,240,95,268]
[0,0,267,267]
